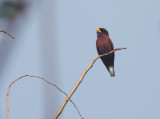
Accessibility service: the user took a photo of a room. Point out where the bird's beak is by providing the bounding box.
[96,29,101,33]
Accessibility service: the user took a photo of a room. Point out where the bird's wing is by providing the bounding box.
[96,45,101,55]
[109,38,114,50]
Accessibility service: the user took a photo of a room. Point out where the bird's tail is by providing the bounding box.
[108,66,115,77]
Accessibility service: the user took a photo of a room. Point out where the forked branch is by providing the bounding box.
[53,47,126,119]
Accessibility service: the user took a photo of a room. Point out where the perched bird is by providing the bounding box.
[96,28,115,77]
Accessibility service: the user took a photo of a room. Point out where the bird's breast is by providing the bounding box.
[96,35,113,55]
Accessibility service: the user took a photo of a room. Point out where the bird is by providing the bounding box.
[96,28,115,77]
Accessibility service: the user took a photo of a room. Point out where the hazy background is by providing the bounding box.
[0,0,160,119]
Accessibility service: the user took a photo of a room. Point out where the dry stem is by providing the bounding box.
[0,30,15,39]
[53,47,126,119]
[6,75,81,119]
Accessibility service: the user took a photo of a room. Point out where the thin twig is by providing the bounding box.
[0,30,15,39]
[6,75,81,119]
[53,47,126,119]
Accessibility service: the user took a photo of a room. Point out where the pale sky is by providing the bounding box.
[1,0,160,119]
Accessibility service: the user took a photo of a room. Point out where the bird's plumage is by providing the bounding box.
[96,28,115,77]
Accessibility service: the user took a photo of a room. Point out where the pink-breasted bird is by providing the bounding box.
[96,28,115,77]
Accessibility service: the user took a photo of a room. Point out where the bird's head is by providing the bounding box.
[96,28,109,36]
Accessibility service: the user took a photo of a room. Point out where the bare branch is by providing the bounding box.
[6,75,81,119]
[53,47,126,119]
[0,30,15,39]
[6,48,126,119]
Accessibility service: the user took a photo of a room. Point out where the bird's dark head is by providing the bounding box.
[96,28,109,37]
